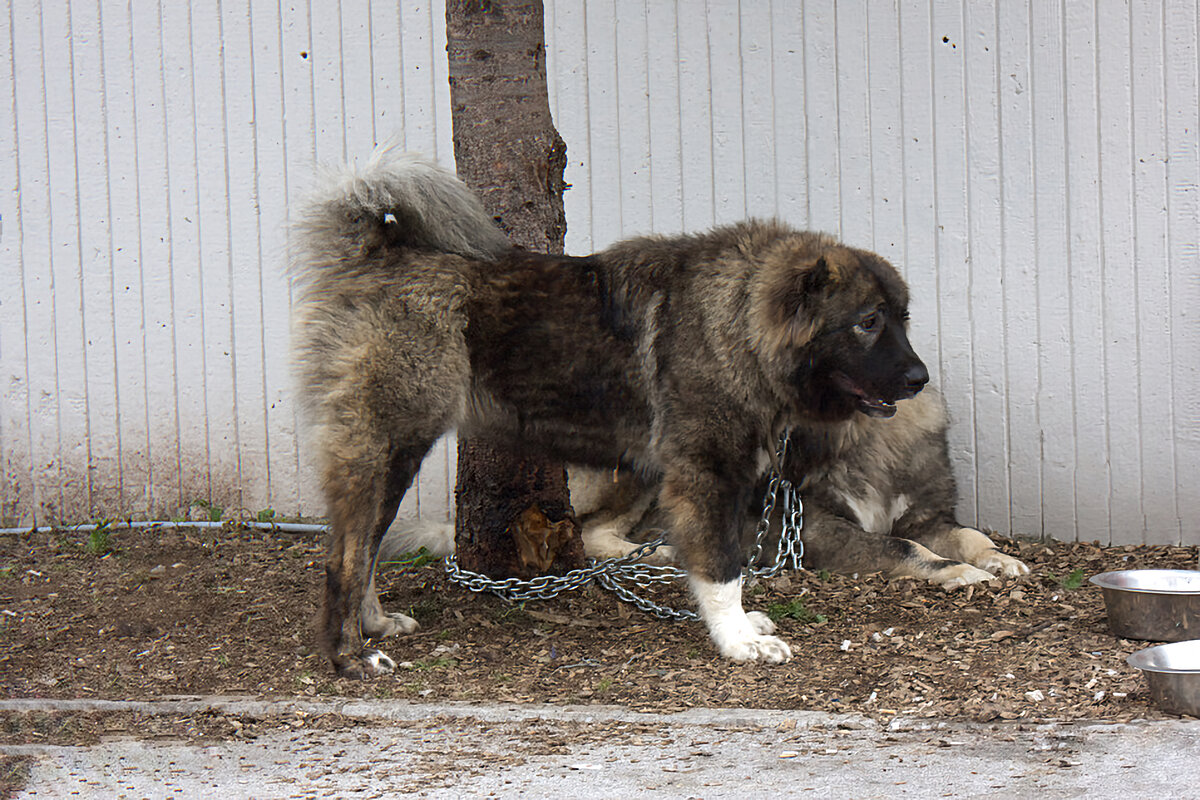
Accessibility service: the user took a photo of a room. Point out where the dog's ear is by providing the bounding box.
[753,268,821,355]
[802,255,840,294]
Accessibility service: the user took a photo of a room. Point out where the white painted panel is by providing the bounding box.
[770,2,809,228]
[99,0,147,518]
[865,0,905,264]
[802,2,841,236]
[929,0,978,525]
[1129,0,1179,545]
[0,0,31,525]
[739,0,777,221]
[1030,0,1077,541]
[1164,0,1200,545]
[676,0,716,232]
[1096,2,1145,544]
[706,0,746,224]
[834,0,873,248]
[582,0,623,245]
[961,0,1009,532]
[645,1,684,236]
[613,0,653,236]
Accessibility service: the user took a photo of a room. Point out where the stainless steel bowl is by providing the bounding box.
[1090,570,1200,642]
[1127,640,1200,717]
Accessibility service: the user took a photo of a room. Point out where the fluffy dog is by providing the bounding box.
[292,144,930,677]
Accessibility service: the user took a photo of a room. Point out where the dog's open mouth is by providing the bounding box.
[833,372,898,418]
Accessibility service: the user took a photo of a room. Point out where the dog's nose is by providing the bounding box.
[904,362,929,394]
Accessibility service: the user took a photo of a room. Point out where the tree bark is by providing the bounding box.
[446,0,583,578]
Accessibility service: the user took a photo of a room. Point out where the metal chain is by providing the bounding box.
[444,432,804,621]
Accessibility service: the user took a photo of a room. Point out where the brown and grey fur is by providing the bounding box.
[779,387,1028,585]
[292,143,930,677]
[385,388,1028,589]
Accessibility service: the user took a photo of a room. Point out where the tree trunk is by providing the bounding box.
[446,0,583,578]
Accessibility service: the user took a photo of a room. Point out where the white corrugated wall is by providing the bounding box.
[2,0,1197,545]
[0,0,458,524]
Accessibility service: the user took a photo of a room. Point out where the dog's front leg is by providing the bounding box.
[661,468,792,664]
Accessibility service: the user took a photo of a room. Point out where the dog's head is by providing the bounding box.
[752,235,929,422]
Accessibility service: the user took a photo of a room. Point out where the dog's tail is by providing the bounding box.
[292,140,510,281]
[376,517,456,563]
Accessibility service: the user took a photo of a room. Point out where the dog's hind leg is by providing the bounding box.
[359,456,425,640]
[903,524,1030,579]
[321,441,433,678]
[802,507,998,589]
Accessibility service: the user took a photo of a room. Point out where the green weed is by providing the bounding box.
[1058,568,1086,590]
[766,597,827,623]
[85,522,114,556]
[379,547,439,569]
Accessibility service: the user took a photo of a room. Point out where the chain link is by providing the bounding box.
[445,432,804,620]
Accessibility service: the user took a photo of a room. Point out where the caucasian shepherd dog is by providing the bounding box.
[294,143,966,677]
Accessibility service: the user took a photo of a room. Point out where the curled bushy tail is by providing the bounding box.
[292,141,510,282]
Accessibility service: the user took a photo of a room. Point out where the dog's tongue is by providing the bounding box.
[858,397,897,418]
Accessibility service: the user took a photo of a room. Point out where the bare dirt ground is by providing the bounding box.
[0,522,1194,756]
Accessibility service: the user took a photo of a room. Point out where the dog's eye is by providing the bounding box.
[858,312,880,333]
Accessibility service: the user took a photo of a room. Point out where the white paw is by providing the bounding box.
[715,629,793,663]
[746,610,778,635]
[933,563,997,590]
[974,549,1030,578]
[690,576,791,664]
[363,649,396,675]
[337,648,396,679]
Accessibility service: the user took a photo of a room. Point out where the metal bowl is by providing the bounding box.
[1090,570,1200,642]
[1127,640,1200,717]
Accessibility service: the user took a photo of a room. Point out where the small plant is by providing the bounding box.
[596,676,614,693]
[256,508,276,523]
[85,521,114,556]
[411,656,456,670]
[208,505,224,522]
[766,597,827,624]
[379,547,438,569]
[1058,568,1086,590]
[817,569,832,581]
[0,565,15,580]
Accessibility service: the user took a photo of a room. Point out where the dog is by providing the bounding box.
[382,387,1029,587]
[292,143,932,677]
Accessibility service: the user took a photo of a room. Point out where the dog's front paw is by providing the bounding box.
[712,610,791,662]
[931,562,997,590]
[974,549,1030,578]
[714,628,793,663]
[335,648,396,679]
